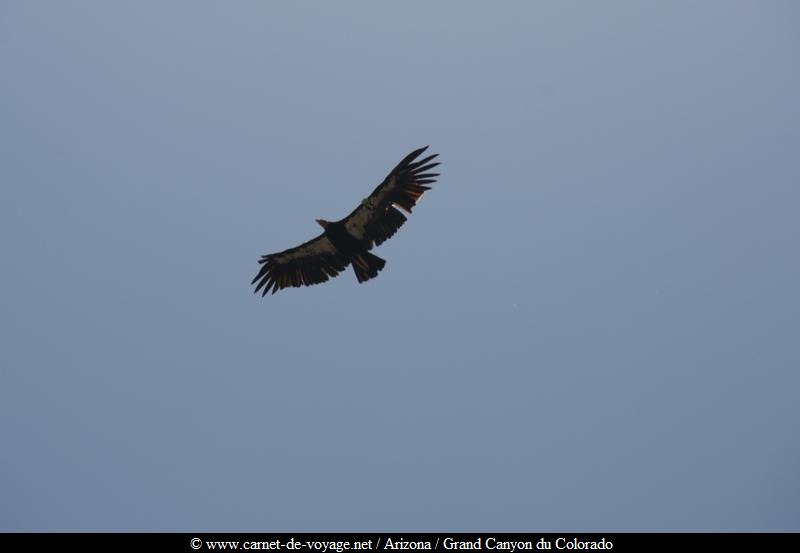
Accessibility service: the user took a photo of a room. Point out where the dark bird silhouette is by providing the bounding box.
[252,146,439,296]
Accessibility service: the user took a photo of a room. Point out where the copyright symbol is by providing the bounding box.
[191,537,203,550]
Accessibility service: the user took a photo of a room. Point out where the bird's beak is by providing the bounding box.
[315,219,327,229]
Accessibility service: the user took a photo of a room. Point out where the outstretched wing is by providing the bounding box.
[251,233,350,295]
[343,146,439,248]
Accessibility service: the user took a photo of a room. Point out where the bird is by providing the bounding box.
[251,146,439,296]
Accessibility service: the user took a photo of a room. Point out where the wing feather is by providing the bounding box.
[251,233,349,295]
[343,146,439,247]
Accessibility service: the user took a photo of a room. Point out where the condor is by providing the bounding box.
[252,146,439,296]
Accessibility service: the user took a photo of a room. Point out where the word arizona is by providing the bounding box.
[384,539,433,550]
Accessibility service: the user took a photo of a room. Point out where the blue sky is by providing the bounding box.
[2,1,799,531]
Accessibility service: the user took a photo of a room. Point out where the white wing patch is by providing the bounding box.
[344,175,397,239]
[274,235,337,264]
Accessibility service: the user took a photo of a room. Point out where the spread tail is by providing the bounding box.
[351,252,386,283]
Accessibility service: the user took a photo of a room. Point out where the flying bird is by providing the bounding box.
[252,146,440,296]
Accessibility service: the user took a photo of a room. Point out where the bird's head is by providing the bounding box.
[315,219,330,230]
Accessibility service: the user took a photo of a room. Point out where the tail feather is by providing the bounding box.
[351,252,386,283]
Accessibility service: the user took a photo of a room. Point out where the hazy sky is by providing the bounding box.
[2,1,799,531]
